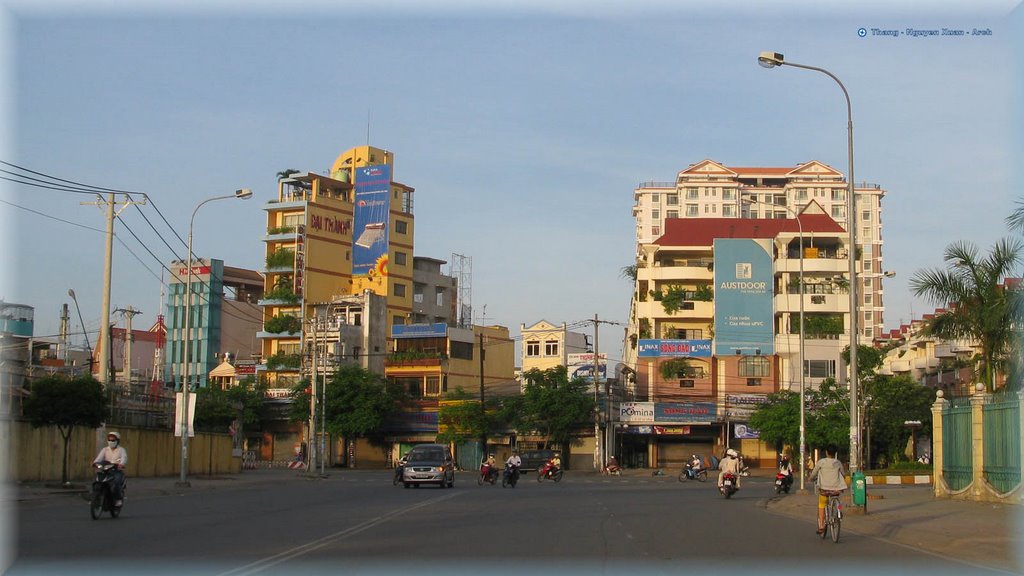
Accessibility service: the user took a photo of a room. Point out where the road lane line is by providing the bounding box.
[216,491,462,575]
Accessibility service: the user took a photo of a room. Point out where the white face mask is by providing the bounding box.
[107,441,118,449]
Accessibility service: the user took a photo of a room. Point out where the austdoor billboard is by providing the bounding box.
[353,164,392,279]
[713,238,775,356]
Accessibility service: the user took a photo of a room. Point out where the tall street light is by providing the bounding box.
[178,188,253,487]
[743,198,806,491]
[67,289,93,375]
[758,51,860,474]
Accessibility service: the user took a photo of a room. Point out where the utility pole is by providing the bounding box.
[479,331,486,457]
[83,193,145,388]
[59,304,70,368]
[114,306,142,386]
[586,314,620,471]
[309,314,318,474]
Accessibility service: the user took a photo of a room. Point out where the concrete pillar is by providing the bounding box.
[931,390,948,498]
[969,383,988,500]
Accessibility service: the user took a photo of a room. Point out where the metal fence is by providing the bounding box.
[942,397,973,491]
[983,392,1021,494]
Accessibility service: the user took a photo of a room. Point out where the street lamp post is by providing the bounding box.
[758,51,860,474]
[743,198,806,491]
[67,289,93,376]
[178,188,253,487]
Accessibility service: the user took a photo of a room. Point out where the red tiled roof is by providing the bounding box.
[654,214,846,246]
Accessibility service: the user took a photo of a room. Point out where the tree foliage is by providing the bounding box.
[910,238,1023,392]
[23,375,108,484]
[500,366,594,449]
[435,387,505,446]
[290,365,405,440]
[748,390,800,450]
[194,377,266,432]
[865,374,934,468]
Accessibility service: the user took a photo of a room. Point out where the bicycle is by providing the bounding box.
[819,489,843,543]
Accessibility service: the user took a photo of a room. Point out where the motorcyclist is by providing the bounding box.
[717,448,741,490]
[603,456,621,474]
[778,454,794,489]
[481,453,498,481]
[687,454,703,475]
[93,431,128,506]
[505,449,522,481]
[544,452,562,477]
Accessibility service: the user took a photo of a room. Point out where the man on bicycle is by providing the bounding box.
[808,446,847,534]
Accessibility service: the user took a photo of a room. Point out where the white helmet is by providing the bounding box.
[726,448,738,458]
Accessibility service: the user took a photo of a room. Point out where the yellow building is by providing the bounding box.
[259,145,415,394]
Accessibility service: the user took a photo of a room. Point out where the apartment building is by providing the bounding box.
[520,320,590,374]
[633,159,887,340]
[259,145,415,391]
[622,198,856,468]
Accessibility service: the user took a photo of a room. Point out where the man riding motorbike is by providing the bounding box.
[717,448,741,491]
[93,431,128,506]
[776,454,794,492]
[480,453,499,483]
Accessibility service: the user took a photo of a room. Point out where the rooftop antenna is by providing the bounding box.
[366,107,371,146]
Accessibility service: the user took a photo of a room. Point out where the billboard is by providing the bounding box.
[713,238,775,356]
[655,402,717,423]
[637,339,713,358]
[567,352,607,381]
[353,164,392,279]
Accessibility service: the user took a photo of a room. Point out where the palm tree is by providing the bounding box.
[276,169,300,180]
[1005,198,1024,236]
[910,238,1023,392]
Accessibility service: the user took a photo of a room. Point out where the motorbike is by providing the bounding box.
[89,461,124,519]
[502,464,520,488]
[720,472,738,499]
[537,461,563,482]
[478,462,498,485]
[774,472,793,494]
[678,463,708,483]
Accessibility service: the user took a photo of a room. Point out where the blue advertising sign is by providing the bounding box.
[353,164,392,278]
[713,239,775,356]
[655,402,717,423]
[392,323,449,339]
[637,339,713,358]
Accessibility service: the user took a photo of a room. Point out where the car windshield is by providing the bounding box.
[407,449,444,462]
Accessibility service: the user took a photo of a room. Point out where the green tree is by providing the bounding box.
[501,366,594,450]
[864,374,935,468]
[22,375,108,485]
[910,239,1023,392]
[435,387,504,446]
[276,168,300,180]
[805,378,850,456]
[748,390,801,451]
[194,377,266,433]
[290,365,405,453]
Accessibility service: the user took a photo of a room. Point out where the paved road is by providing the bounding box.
[6,469,1021,575]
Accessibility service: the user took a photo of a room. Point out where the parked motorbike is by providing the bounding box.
[502,464,520,488]
[720,472,738,499]
[537,461,564,482]
[678,463,708,483]
[89,461,123,519]
[478,462,498,485]
[774,472,793,494]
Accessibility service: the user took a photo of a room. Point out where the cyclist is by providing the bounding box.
[808,446,847,534]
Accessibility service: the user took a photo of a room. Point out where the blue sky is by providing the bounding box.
[1,0,1020,370]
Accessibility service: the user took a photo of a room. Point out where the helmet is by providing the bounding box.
[726,448,738,458]
[107,431,121,442]
[692,454,699,460]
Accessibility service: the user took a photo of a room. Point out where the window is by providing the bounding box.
[526,341,540,357]
[811,295,825,304]
[435,288,445,307]
[394,283,406,297]
[450,341,473,360]
[722,205,735,217]
[426,376,441,396]
[666,194,679,205]
[832,189,845,201]
[652,226,661,236]
[672,328,702,339]
[797,189,807,201]
[739,356,770,377]
[393,315,405,326]
[652,193,660,204]
[666,210,678,219]
[685,187,698,198]
[652,209,660,220]
[832,205,845,219]
[679,379,695,388]
[861,210,871,222]
[746,378,762,386]
[395,220,408,234]
[395,251,407,266]
[804,359,836,379]
[723,189,735,201]
[864,292,873,305]
[686,204,699,217]
[545,340,559,356]
[863,259,873,271]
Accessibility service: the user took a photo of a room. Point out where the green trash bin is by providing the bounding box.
[851,470,867,506]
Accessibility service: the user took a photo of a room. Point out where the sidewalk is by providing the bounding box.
[761,483,1022,574]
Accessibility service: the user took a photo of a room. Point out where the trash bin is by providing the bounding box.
[851,470,867,506]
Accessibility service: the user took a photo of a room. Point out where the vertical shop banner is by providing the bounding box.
[353,165,392,278]
[714,238,775,356]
